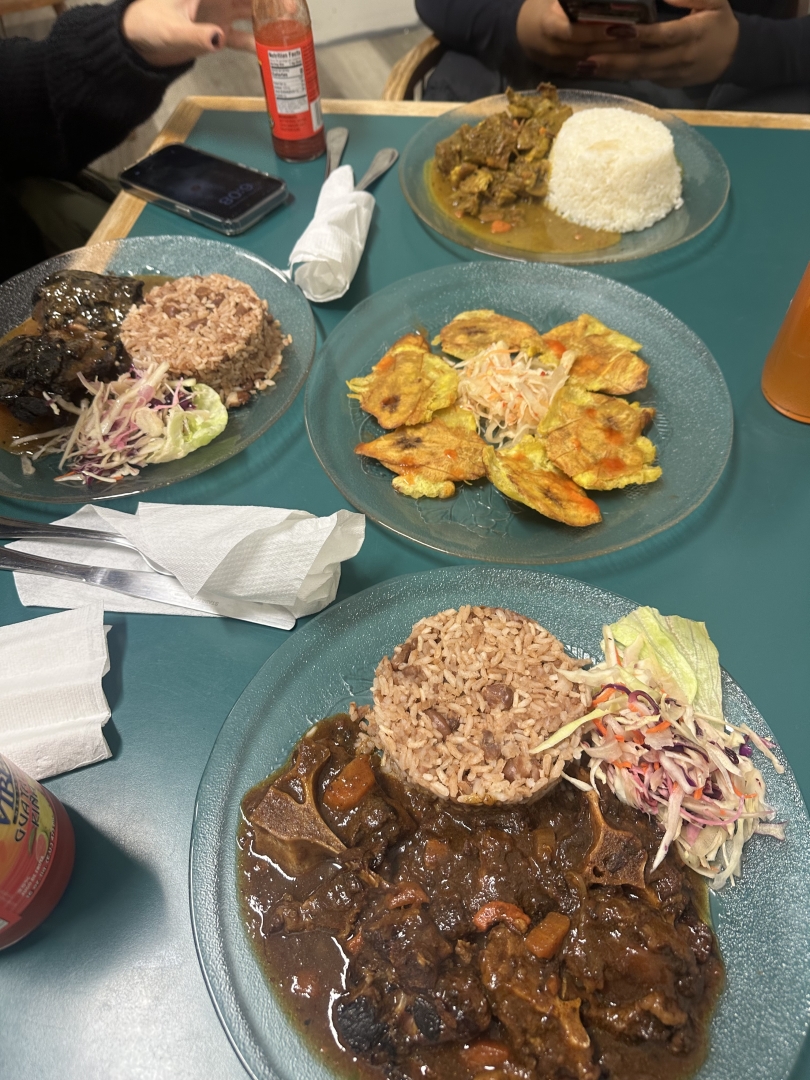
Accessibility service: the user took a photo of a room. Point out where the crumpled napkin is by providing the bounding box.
[0,604,112,779]
[10,503,365,629]
[287,164,374,303]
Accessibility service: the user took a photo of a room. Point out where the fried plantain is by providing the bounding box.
[347,333,458,428]
[484,435,601,526]
[355,405,487,499]
[542,313,649,395]
[538,384,661,490]
[434,309,551,362]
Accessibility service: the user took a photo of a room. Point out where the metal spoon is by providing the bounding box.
[0,515,173,576]
[324,127,349,179]
[355,148,399,192]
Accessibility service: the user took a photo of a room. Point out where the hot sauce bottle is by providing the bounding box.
[253,0,326,163]
[0,754,75,949]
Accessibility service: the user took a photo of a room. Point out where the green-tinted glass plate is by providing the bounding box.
[190,566,810,1080]
[0,236,316,503]
[400,90,730,265]
[304,261,732,564]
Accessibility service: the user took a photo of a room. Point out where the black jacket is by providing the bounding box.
[1,0,189,280]
[415,0,810,91]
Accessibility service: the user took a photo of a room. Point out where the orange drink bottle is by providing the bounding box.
[762,262,810,423]
[252,0,326,163]
[0,754,75,949]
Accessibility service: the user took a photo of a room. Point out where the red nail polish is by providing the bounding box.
[211,31,223,46]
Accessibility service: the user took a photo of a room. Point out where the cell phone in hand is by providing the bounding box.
[560,0,657,23]
[119,144,288,236]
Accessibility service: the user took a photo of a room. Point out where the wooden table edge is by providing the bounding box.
[89,94,810,245]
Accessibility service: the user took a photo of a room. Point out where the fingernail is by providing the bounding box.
[211,31,222,46]
[575,61,597,77]
[606,22,636,38]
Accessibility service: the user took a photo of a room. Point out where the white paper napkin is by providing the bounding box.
[287,165,374,303]
[0,605,111,779]
[10,503,366,628]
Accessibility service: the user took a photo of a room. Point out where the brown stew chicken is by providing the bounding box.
[238,714,723,1080]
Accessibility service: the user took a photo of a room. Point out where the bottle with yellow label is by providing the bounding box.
[0,754,75,949]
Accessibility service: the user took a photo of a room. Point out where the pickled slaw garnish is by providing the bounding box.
[558,607,785,889]
[455,342,575,448]
[13,361,227,485]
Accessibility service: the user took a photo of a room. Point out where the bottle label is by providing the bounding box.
[257,32,323,141]
[0,756,57,926]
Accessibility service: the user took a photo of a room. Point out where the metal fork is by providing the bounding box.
[0,515,173,576]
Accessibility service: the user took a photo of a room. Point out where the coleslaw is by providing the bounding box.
[531,606,785,888]
[14,361,227,485]
[455,343,575,447]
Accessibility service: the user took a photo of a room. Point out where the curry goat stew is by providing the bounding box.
[238,713,723,1080]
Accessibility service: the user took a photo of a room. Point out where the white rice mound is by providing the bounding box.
[356,606,592,805]
[547,107,683,234]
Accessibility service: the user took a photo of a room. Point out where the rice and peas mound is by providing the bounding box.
[547,107,683,234]
[357,606,592,804]
[119,273,289,408]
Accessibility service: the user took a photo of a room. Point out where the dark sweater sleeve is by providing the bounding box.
[723,15,810,88]
[415,0,526,72]
[0,0,191,181]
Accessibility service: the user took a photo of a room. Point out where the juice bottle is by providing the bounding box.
[253,0,326,163]
[0,754,75,949]
[762,262,810,423]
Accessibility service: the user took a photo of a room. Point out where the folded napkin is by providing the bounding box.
[0,605,111,779]
[11,503,365,629]
[287,164,374,303]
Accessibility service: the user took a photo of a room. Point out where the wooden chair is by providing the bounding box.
[382,33,445,101]
[0,0,64,18]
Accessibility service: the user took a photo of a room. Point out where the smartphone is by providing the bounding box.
[560,0,657,23]
[119,144,288,236]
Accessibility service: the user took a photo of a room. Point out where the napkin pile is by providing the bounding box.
[10,503,365,629]
[287,164,374,303]
[0,604,111,779]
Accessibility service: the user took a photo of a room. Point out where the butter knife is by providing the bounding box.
[0,547,296,628]
[0,547,199,607]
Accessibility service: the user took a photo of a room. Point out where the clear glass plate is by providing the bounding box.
[304,261,732,564]
[190,566,810,1080]
[0,236,316,503]
[400,90,730,265]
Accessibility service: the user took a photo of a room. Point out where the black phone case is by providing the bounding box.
[560,0,657,23]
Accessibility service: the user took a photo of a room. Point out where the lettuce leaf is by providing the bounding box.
[147,383,228,464]
[608,606,722,718]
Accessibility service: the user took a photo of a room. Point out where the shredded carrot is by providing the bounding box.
[490,220,512,234]
[693,787,704,801]
[614,761,633,769]
[614,733,625,743]
[631,731,645,745]
[645,719,670,735]
[732,782,744,798]
[593,717,608,738]
[593,687,620,705]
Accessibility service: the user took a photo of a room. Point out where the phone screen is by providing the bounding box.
[121,145,286,222]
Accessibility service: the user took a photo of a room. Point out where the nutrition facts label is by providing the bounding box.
[267,47,309,116]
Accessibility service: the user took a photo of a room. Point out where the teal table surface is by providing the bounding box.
[2,108,810,1080]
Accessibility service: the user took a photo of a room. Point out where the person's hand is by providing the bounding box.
[516,0,646,76]
[122,0,254,68]
[586,0,739,86]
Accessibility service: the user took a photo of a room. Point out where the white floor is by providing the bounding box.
[1,5,428,177]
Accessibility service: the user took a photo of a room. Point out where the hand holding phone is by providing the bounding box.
[516,0,645,72]
[120,144,287,236]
